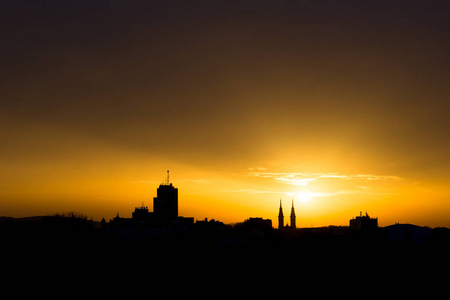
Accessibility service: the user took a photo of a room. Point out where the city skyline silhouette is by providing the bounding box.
[2,170,450,292]
[1,172,445,233]
[2,1,450,232]
[2,173,449,244]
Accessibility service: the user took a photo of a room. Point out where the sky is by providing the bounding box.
[2,1,450,227]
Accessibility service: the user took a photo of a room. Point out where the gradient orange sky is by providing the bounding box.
[2,1,450,227]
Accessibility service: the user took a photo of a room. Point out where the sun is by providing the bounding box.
[297,191,314,203]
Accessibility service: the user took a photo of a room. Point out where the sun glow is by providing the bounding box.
[297,191,315,203]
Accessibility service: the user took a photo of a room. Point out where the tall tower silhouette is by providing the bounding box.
[278,199,284,229]
[153,170,178,223]
[290,198,296,229]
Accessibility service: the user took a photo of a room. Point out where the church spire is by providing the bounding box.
[290,198,296,229]
[278,199,284,229]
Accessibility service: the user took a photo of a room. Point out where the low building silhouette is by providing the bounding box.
[132,203,153,223]
[243,217,272,230]
[349,211,378,232]
[231,217,273,241]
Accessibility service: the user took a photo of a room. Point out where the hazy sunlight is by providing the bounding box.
[297,191,315,203]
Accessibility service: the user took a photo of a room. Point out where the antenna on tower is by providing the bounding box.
[166,170,170,185]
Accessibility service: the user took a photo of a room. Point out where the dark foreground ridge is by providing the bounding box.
[2,213,450,290]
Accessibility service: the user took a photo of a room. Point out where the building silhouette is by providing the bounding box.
[132,203,150,221]
[290,199,296,229]
[278,199,284,229]
[153,170,178,223]
[105,170,193,238]
[278,199,296,229]
[349,211,378,232]
[128,171,180,225]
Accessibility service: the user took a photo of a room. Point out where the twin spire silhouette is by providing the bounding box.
[278,199,296,229]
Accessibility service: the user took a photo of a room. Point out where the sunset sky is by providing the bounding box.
[2,1,450,227]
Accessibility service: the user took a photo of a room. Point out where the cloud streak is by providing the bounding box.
[247,171,402,187]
